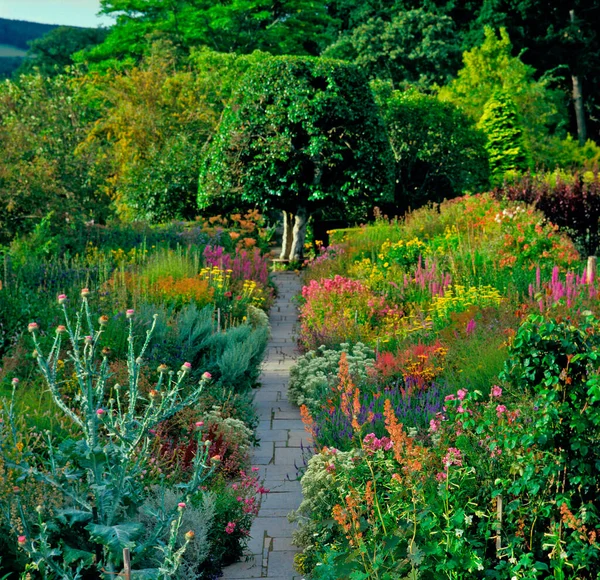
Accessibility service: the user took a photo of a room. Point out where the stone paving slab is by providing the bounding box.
[221,271,304,580]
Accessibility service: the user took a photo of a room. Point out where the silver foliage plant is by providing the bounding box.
[3,289,216,579]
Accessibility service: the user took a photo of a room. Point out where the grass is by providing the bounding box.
[0,44,26,57]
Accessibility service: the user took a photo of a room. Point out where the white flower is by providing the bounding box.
[455,529,464,538]
[464,514,473,525]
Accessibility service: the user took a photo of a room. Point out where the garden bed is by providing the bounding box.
[0,213,274,578]
[291,193,600,579]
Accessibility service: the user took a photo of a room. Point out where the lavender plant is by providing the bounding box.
[0,290,216,579]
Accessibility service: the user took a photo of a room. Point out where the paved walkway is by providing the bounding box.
[221,271,307,580]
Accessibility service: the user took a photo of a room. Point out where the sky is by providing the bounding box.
[0,0,113,28]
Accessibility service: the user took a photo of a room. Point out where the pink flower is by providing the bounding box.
[202,371,212,380]
[465,318,476,335]
[96,409,106,417]
[457,406,465,414]
[443,447,463,467]
[17,535,26,546]
[429,418,438,432]
[178,502,186,510]
[58,294,67,304]
[126,309,135,318]
[491,386,502,398]
[496,405,507,418]
[436,472,447,482]
[457,389,467,401]
[84,335,93,344]
[28,322,39,333]
[81,288,90,297]
[251,466,259,472]
[444,394,456,402]
[225,521,236,534]
[181,362,192,372]
[56,325,66,334]
[195,421,204,427]
[11,378,19,386]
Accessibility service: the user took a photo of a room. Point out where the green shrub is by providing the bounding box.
[478,90,531,183]
[288,343,375,410]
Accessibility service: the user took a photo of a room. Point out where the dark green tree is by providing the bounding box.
[18,26,108,76]
[478,90,531,183]
[323,8,460,89]
[198,57,394,261]
[374,84,489,211]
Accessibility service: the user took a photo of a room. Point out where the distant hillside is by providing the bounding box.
[0,18,62,78]
[0,18,58,50]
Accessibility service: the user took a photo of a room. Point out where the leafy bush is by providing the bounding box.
[288,343,375,410]
[478,90,531,183]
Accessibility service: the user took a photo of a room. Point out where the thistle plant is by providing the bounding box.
[1,290,216,579]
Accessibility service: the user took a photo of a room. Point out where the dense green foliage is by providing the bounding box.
[439,27,567,169]
[77,0,334,66]
[198,56,394,258]
[478,90,531,183]
[0,73,110,243]
[375,84,489,209]
[323,8,460,89]
[18,26,108,76]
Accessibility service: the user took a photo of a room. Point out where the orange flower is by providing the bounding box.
[384,399,428,476]
[300,404,316,438]
[365,480,374,520]
[229,232,241,240]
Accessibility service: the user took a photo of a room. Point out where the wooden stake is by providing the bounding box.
[123,548,131,580]
[587,256,597,285]
[496,495,503,556]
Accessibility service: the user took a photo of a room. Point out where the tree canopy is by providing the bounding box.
[198,56,394,260]
[77,0,334,66]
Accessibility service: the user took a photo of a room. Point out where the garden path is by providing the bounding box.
[221,271,307,580]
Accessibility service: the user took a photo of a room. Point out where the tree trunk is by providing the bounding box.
[280,210,293,260]
[572,73,587,146]
[289,206,309,262]
[570,9,587,146]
